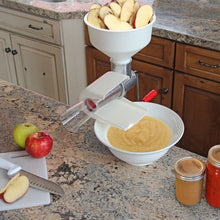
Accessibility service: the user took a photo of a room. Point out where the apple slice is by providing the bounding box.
[109,2,121,18]
[116,0,126,7]
[89,3,101,11]
[99,6,113,20]
[104,14,133,30]
[120,0,134,22]
[87,8,105,29]
[129,1,140,26]
[0,173,29,204]
[133,4,154,28]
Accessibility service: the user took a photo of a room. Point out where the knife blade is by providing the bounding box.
[0,157,64,196]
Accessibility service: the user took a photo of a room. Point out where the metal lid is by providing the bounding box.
[208,145,220,168]
[174,157,206,181]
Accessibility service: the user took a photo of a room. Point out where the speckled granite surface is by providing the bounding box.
[0,0,219,51]
[0,79,219,219]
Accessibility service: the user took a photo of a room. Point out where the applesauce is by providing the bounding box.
[174,157,206,206]
[107,116,171,152]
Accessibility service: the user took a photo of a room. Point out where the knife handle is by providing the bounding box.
[0,157,22,176]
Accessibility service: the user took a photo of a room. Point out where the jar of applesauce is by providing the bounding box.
[205,145,220,208]
[174,157,206,206]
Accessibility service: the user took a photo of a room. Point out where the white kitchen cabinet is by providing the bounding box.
[0,30,17,84]
[0,6,87,105]
[11,35,66,102]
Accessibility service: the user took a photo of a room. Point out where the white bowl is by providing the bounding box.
[84,13,156,64]
[94,102,184,166]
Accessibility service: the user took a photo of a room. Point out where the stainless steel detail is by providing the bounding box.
[110,58,132,76]
[18,170,64,196]
[0,156,64,196]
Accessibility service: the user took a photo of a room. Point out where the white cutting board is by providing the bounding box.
[0,151,50,211]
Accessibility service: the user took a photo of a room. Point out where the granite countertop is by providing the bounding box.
[1,0,220,51]
[0,80,220,219]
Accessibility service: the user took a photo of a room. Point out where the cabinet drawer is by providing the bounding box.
[0,7,61,45]
[175,43,220,82]
[133,36,175,68]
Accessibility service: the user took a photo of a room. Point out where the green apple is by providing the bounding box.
[13,123,39,148]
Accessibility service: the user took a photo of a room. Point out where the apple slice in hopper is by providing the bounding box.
[104,14,133,30]
[116,0,126,7]
[129,1,140,26]
[109,2,121,18]
[99,6,113,20]
[87,8,105,29]
[120,0,134,22]
[133,4,153,28]
[89,3,101,11]
[0,173,29,203]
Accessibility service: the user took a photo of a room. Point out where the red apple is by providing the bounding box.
[25,131,53,158]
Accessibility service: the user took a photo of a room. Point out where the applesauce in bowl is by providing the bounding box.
[94,102,184,166]
[107,115,171,152]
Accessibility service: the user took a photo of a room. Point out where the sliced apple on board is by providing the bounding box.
[109,2,121,18]
[87,8,105,29]
[133,4,154,28]
[120,0,134,22]
[104,14,133,30]
[0,173,29,204]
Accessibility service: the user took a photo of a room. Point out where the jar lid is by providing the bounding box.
[208,145,220,168]
[174,157,206,181]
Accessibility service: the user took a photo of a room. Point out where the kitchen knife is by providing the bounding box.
[0,157,64,196]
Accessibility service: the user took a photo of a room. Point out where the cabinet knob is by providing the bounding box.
[5,48,11,53]
[161,88,169,94]
[12,50,18,55]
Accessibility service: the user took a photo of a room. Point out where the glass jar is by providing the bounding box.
[174,157,206,206]
[205,145,220,208]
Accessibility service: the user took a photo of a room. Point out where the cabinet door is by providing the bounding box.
[0,30,17,84]
[129,59,173,107]
[173,71,220,157]
[86,46,110,84]
[11,35,67,103]
[86,47,173,107]
[134,36,175,69]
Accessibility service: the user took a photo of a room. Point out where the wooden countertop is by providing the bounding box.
[0,0,219,51]
[0,80,219,219]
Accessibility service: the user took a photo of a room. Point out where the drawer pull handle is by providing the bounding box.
[28,24,43,31]
[199,60,220,68]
